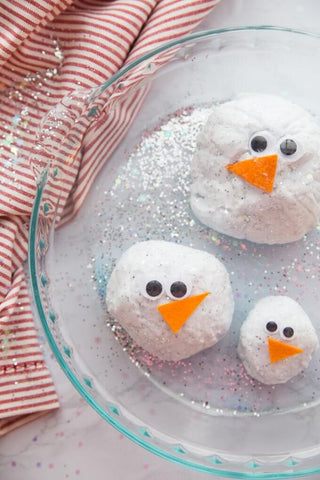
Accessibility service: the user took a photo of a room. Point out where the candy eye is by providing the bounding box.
[265,321,278,333]
[280,138,297,156]
[250,135,268,153]
[166,280,191,300]
[143,280,163,300]
[170,281,187,298]
[278,136,302,162]
[249,131,275,157]
[282,326,295,339]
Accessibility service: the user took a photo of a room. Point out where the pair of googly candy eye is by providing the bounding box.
[249,131,301,163]
[106,240,319,384]
[142,278,191,301]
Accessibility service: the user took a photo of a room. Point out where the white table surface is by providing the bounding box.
[1,1,320,479]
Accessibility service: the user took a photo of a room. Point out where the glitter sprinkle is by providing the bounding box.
[12,115,20,126]
[211,235,220,245]
[54,45,64,60]
[137,194,147,202]
[3,135,13,145]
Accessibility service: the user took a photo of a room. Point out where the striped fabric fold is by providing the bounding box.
[0,0,220,435]
[0,0,73,68]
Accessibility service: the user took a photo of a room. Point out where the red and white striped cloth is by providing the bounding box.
[0,0,219,435]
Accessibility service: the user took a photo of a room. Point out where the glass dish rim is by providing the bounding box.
[28,26,320,479]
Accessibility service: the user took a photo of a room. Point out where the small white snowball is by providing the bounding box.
[191,93,320,244]
[106,241,234,361]
[238,296,319,384]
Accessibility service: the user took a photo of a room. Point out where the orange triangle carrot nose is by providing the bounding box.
[268,337,303,364]
[226,154,278,193]
[157,292,210,334]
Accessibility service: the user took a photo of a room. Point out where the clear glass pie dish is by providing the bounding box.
[29,27,320,478]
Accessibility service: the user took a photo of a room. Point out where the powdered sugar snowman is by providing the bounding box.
[238,296,319,385]
[106,241,234,361]
[191,93,320,244]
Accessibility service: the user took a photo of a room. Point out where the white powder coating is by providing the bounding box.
[238,296,319,385]
[191,93,320,244]
[106,241,234,361]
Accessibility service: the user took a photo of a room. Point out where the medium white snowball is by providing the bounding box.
[191,93,320,244]
[238,296,319,384]
[106,241,234,361]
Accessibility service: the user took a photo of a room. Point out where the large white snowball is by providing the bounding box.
[238,296,319,384]
[106,241,234,361]
[191,93,320,244]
